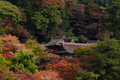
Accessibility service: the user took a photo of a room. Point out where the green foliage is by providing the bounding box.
[0,41,3,53]
[68,36,79,42]
[65,30,79,42]
[44,33,53,42]
[0,22,6,36]
[0,54,16,80]
[0,20,11,36]
[78,0,94,4]
[94,0,113,6]
[31,3,62,41]
[25,39,46,60]
[32,3,62,30]
[75,36,120,80]
[102,0,120,39]
[0,1,22,23]
[91,36,120,80]
[10,50,38,74]
[78,0,113,6]
[59,4,70,31]
[13,0,38,41]
[75,46,92,57]
[106,0,120,24]
[65,30,74,38]
[0,28,6,36]
[94,36,120,56]
[76,71,100,80]
[32,12,49,30]
[16,0,36,20]
[79,35,88,43]
[0,54,10,66]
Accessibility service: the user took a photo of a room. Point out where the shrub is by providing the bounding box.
[10,50,38,74]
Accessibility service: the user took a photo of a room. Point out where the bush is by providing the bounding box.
[76,71,100,80]
[10,50,38,74]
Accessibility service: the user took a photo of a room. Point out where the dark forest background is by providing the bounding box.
[1,0,119,43]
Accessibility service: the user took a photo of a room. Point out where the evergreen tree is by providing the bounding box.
[101,0,120,39]
[92,36,120,80]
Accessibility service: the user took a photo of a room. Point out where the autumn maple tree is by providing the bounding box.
[33,0,65,11]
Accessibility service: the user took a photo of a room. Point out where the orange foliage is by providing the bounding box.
[36,70,63,80]
[42,53,60,61]
[0,35,31,52]
[47,59,72,71]
[0,35,20,45]
[0,35,19,59]
[0,35,32,59]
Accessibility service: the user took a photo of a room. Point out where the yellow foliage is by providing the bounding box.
[0,54,15,80]
[25,39,47,61]
[75,45,92,57]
